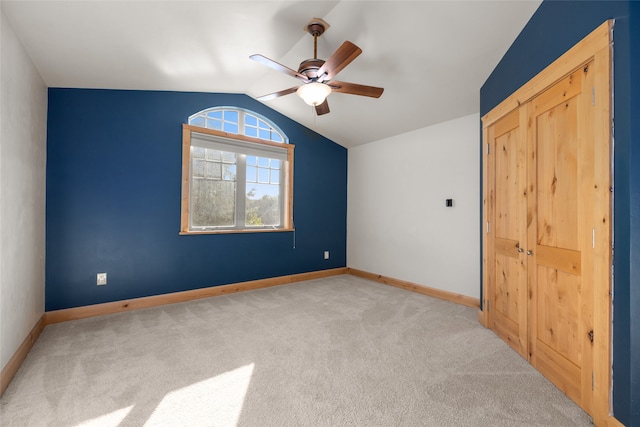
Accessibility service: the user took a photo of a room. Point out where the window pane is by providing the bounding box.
[224,110,239,123]
[223,164,236,180]
[271,159,280,169]
[222,152,236,163]
[245,127,258,138]
[191,116,206,127]
[208,111,223,120]
[259,129,271,140]
[245,183,280,226]
[224,123,239,134]
[270,169,279,184]
[271,133,283,143]
[192,146,205,159]
[258,120,269,130]
[258,168,269,183]
[205,149,221,161]
[205,162,221,179]
[245,115,257,126]
[192,179,235,227]
[247,166,257,182]
[193,159,205,177]
[208,119,223,131]
[257,157,269,167]
[246,155,257,166]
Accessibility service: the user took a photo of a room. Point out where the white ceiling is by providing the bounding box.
[1,0,541,148]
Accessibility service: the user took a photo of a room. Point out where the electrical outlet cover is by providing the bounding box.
[97,273,107,286]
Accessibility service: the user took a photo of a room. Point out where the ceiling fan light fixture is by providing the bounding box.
[297,82,331,106]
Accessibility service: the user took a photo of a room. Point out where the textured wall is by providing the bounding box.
[347,113,480,299]
[45,89,347,311]
[0,9,47,370]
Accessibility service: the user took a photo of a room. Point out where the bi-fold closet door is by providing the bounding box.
[481,21,612,424]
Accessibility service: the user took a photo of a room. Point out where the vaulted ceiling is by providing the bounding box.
[2,1,541,148]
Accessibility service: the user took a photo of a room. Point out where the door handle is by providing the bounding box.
[527,250,533,256]
[516,243,524,253]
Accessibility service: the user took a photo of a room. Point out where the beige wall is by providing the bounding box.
[0,7,47,370]
[347,113,480,299]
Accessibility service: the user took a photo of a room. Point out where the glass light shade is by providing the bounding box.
[296,82,332,106]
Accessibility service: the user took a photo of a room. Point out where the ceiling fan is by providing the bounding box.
[250,18,384,116]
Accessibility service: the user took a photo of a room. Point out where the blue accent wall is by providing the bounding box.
[629,1,640,423]
[46,89,347,311]
[481,1,639,424]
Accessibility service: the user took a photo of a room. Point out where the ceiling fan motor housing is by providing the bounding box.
[298,59,326,80]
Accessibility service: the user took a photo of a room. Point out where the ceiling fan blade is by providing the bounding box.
[250,54,310,83]
[328,81,384,98]
[256,86,300,102]
[316,41,362,82]
[315,99,330,115]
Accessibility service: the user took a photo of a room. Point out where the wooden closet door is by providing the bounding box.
[482,21,612,424]
[526,63,596,413]
[486,108,528,358]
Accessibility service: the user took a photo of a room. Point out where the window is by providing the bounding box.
[180,108,293,234]
[188,107,286,143]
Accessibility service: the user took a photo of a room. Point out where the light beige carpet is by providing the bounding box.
[0,275,592,426]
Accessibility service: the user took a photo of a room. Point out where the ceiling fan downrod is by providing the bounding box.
[306,21,326,60]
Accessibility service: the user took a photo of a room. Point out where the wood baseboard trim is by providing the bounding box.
[347,268,480,308]
[0,314,46,396]
[46,267,348,324]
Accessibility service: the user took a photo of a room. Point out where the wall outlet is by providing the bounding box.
[324,251,330,260]
[97,272,107,286]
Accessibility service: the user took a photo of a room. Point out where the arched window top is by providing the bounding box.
[188,107,288,144]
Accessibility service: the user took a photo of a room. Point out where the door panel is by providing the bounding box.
[536,266,582,366]
[534,94,579,250]
[487,108,528,358]
[535,245,581,275]
[534,338,582,401]
[528,64,593,412]
[494,253,522,330]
